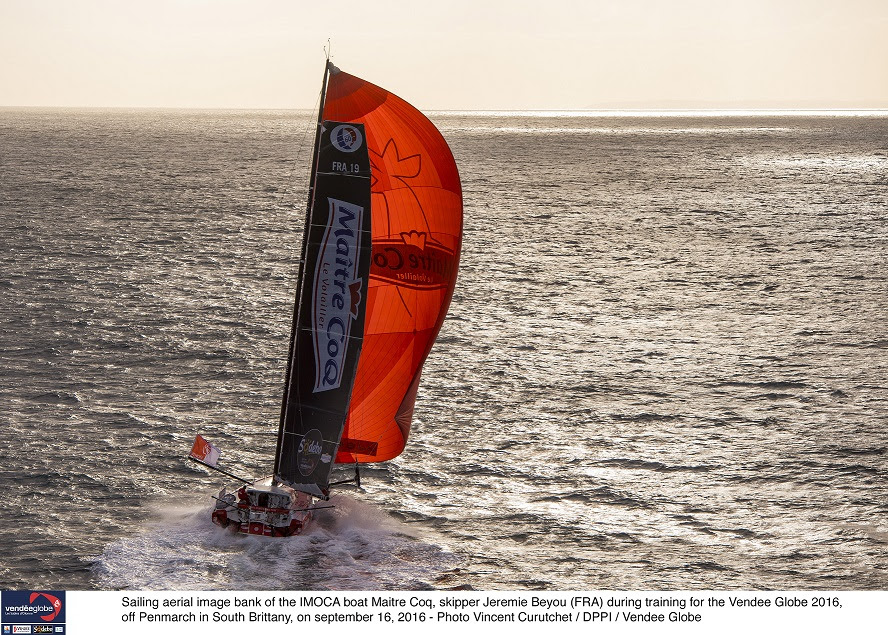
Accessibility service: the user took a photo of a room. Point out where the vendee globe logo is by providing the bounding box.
[330,124,363,153]
[2,591,65,626]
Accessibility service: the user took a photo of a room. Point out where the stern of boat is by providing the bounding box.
[211,479,315,537]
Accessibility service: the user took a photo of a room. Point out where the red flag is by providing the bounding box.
[189,434,220,467]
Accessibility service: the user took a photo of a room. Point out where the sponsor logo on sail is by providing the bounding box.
[311,198,365,393]
[330,124,363,153]
[296,429,324,476]
[371,231,457,290]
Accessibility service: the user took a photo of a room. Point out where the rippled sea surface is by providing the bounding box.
[1,108,886,591]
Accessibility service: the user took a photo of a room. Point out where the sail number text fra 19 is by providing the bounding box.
[331,161,363,173]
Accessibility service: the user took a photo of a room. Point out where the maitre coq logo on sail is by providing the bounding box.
[371,230,457,290]
[311,198,365,393]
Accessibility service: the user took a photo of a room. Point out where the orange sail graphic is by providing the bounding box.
[323,68,463,463]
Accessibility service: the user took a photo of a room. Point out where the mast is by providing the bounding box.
[274,59,333,480]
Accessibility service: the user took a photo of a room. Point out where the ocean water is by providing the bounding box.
[1,108,886,591]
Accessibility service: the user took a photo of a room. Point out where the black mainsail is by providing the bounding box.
[274,113,372,497]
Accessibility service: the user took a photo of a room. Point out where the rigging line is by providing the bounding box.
[276,59,332,476]
[272,91,319,476]
[279,89,323,215]
[273,44,327,224]
[188,457,252,485]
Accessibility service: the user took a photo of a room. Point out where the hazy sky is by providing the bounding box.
[1,0,887,109]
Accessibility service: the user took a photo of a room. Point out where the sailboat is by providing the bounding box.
[188,60,463,537]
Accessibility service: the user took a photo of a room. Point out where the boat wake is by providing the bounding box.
[92,494,460,590]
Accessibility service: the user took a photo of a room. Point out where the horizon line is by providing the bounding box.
[3,105,888,116]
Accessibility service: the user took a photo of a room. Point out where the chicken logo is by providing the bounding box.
[367,139,457,294]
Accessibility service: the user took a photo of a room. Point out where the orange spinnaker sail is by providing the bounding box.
[323,69,463,463]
